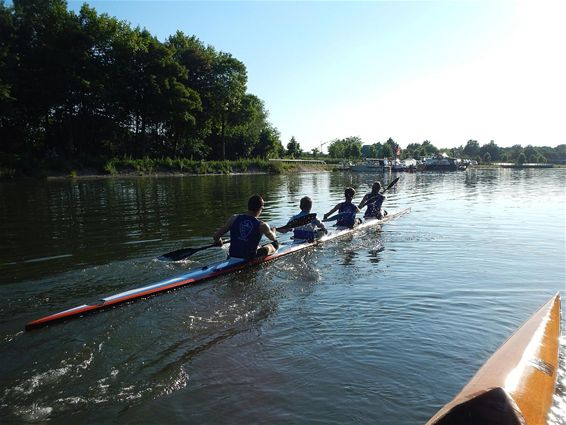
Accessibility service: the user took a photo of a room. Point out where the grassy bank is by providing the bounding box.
[0,154,330,179]
[102,157,287,176]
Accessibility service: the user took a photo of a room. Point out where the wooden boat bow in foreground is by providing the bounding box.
[426,293,561,425]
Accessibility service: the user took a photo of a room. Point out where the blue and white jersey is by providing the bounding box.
[337,202,358,228]
[229,214,262,259]
[290,211,322,241]
[364,192,385,218]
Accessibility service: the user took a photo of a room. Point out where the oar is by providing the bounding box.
[159,244,217,261]
[159,213,318,261]
[323,212,351,222]
[276,212,317,232]
[361,177,401,206]
[384,176,400,192]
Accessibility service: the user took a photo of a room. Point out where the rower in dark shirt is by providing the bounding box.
[323,187,361,228]
[358,182,386,219]
[280,196,327,241]
[213,194,279,259]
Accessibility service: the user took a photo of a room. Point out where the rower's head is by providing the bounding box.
[372,182,382,193]
[248,194,265,216]
[344,187,356,201]
[300,196,312,212]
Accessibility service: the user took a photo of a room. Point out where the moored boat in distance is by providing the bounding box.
[350,158,391,173]
[25,208,410,330]
[426,293,561,425]
[335,160,353,170]
[391,158,417,172]
[419,154,468,171]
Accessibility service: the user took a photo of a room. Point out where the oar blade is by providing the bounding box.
[384,177,400,192]
[276,213,317,232]
[159,244,214,261]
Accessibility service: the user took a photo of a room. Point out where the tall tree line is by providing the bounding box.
[327,136,565,164]
[0,0,284,163]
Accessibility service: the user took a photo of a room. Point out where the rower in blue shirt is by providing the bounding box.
[213,194,279,259]
[358,182,387,219]
[323,187,361,228]
[280,196,327,242]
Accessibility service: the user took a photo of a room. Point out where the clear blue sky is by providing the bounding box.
[68,1,565,153]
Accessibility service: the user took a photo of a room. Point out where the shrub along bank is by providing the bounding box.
[0,155,330,179]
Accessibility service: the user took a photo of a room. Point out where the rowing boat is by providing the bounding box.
[426,292,561,425]
[25,208,410,329]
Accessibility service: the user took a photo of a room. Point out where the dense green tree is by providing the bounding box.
[361,144,375,158]
[421,140,439,156]
[463,140,480,158]
[166,32,214,151]
[9,0,76,155]
[401,140,439,159]
[382,143,393,158]
[404,142,421,158]
[449,146,463,158]
[373,142,383,158]
[250,126,283,158]
[208,52,247,159]
[0,1,14,103]
[479,140,500,162]
[547,144,566,162]
[0,1,17,152]
[327,138,344,158]
[0,1,283,165]
[523,145,540,164]
[345,141,362,158]
[327,137,362,159]
[385,138,399,157]
[228,94,271,158]
[286,136,302,158]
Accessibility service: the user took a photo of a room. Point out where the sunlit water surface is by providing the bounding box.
[0,169,564,424]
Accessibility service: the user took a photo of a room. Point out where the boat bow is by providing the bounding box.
[426,293,561,425]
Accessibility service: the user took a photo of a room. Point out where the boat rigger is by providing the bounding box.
[426,293,561,425]
[25,208,410,330]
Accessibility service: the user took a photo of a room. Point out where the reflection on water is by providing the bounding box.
[0,169,564,424]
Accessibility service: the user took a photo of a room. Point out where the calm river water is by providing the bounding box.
[1,169,565,424]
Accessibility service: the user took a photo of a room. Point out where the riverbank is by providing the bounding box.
[3,157,562,180]
[0,156,332,180]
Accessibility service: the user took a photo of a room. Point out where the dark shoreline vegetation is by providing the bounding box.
[1,1,565,180]
[0,156,332,179]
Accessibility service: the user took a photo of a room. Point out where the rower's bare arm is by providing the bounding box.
[213,215,235,244]
[323,204,339,220]
[260,222,277,242]
[358,194,369,209]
